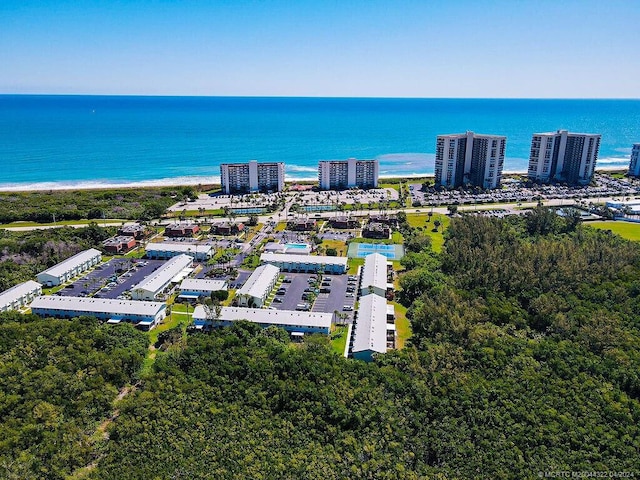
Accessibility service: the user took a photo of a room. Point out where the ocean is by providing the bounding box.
[0,95,639,190]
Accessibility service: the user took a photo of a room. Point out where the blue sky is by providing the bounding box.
[1,0,638,97]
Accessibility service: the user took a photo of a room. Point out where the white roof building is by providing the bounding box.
[352,294,390,362]
[131,254,193,301]
[192,305,331,335]
[37,248,102,286]
[260,253,348,274]
[0,281,43,312]
[178,278,228,300]
[145,242,213,261]
[236,264,280,308]
[30,295,166,330]
[360,253,389,298]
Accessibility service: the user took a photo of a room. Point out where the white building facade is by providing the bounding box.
[235,264,280,308]
[260,253,348,274]
[131,254,194,301]
[0,281,42,312]
[192,305,331,335]
[145,242,213,261]
[178,278,228,300]
[435,132,506,190]
[528,130,601,185]
[220,160,285,194]
[30,296,167,330]
[628,144,640,177]
[318,158,379,190]
[37,249,102,287]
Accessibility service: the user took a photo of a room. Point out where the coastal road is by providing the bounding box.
[0,221,135,231]
[1,193,632,233]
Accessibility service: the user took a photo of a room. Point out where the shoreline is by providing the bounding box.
[0,166,629,193]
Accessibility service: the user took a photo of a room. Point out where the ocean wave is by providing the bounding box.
[614,147,632,154]
[286,165,318,173]
[0,175,222,192]
[596,156,630,165]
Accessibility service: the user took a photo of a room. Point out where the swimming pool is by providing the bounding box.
[285,243,310,250]
[284,243,312,254]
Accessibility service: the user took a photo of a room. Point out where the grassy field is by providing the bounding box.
[330,324,349,356]
[0,219,126,228]
[166,209,225,218]
[586,221,640,241]
[393,302,411,349]
[320,238,348,255]
[244,223,263,242]
[406,213,450,252]
[378,183,401,192]
[348,257,364,274]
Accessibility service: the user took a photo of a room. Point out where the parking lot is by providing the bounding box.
[58,258,167,299]
[268,271,358,321]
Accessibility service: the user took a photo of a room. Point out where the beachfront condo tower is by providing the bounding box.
[434,131,506,190]
[527,130,601,186]
[220,160,285,194]
[318,158,379,190]
[628,144,640,177]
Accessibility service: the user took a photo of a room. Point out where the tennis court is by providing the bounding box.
[347,242,404,260]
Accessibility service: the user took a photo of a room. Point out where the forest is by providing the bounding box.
[0,186,191,224]
[1,207,639,479]
[0,224,115,291]
[0,314,148,479]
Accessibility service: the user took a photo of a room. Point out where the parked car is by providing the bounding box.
[346,293,355,297]
[282,277,292,283]
[320,287,331,293]
[276,290,286,295]
[342,305,353,311]
[273,297,283,303]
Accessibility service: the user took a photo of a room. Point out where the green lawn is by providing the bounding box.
[393,302,411,349]
[0,219,125,228]
[320,238,348,255]
[406,213,449,252]
[167,208,225,218]
[587,221,640,242]
[330,324,348,355]
[348,257,364,274]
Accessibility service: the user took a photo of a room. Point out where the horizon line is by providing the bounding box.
[1,93,639,101]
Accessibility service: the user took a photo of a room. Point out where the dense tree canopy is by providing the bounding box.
[0,313,148,479]
[0,188,178,223]
[0,225,115,290]
[2,207,640,478]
